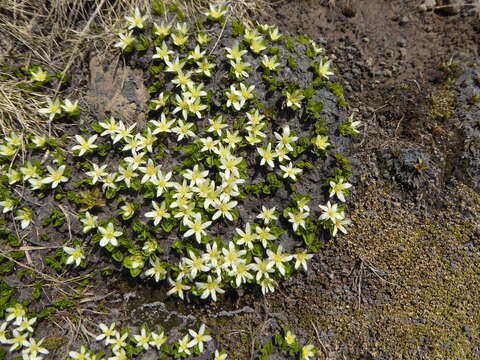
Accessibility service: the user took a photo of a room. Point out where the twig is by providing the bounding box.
[311,320,329,359]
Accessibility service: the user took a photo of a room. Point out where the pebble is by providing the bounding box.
[420,0,436,11]
[399,15,409,26]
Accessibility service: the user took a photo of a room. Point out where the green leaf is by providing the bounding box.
[306,100,324,119]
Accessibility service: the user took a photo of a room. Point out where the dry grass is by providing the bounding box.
[0,0,275,136]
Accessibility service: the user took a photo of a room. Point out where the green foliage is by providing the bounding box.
[335,153,353,178]
[41,209,65,228]
[152,0,167,15]
[263,173,283,195]
[297,34,312,45]
[287,55,298,70]
[325,82,347,107]
[0,278,13,317]
[232,18,246,37]
[306,100,324,119]
[258,341,273,360]
[136,34,150,52]
[285,36,295,51]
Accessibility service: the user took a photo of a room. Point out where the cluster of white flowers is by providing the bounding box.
[0,4,354,308]
[71,321,221,360]
[0,304,48,360]
[38,97,79,121]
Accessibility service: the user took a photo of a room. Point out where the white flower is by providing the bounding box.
[38,97,62,120]
[6,330,28,351]
[133,327,150,351]
[207,116,228,137]
[188,45,206,62]
[96,323,117,344]
[274,125,298,152]
[294,250,314,271]
[257,143,276,168]
[71,134,97,156]
[80,211,98,233]
[284,330,296,345]
[182,251,209,280]
[41,165,68,188]
[150,113,175,134]
[5,304,26,324]
[249,36,267,54]
[255,226,276,248]
[151,169,173,197]
[14,317,36,333]
[98,223,122,247]
[99,117,119,137]
[0,198,16,213]
[30,68,48,82]
[173,119,196,140]
[332,212,351,237]
[319,201,342,222]
[196,275,225,302]
[23,337,48,359]
[114,31,135,50]
[225,42,247,61]
[225,85,242,110]
[177,334,191,356]
[312,134,330,151]
[256,206,277,225]
[329,178,352,202]
[152,21,171,38]
[284,90,304,110]
[150,330,167,349]
[346,113,362,135]
[167,276,190,300]
[108,348,128,360]
[85,164,108,184]
[64,245,85,267]
[110,331,128,352]
[125,7,148,30]
[287,211,308,232]
[230,59,250,80]
[235,223,257,250]
[145,258,167,282]
[69,345,91,360]
[195,59,215,77]
[253,257,274,282]
[144,201,170,226]
[260,277,277,295]
[183,165,209,186]
[314,58,334,80]
[112,122,135,144]
[214,349,228,360]
[221,241,246,271]
[230,262,254,287]
[280,162,302,181]
[261,55,280,71]
[300,344,317,360]
[115,164,137,188]
[165,56,185,73]
[212,198,237,221]
[187,324,212,353]
[0,322,8,343]
[61,99,79,114]
[266,245,293,276]
[202,242,221,269]
[14,208,32,229]
[205,4,227,20]
[184,213,212,243]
